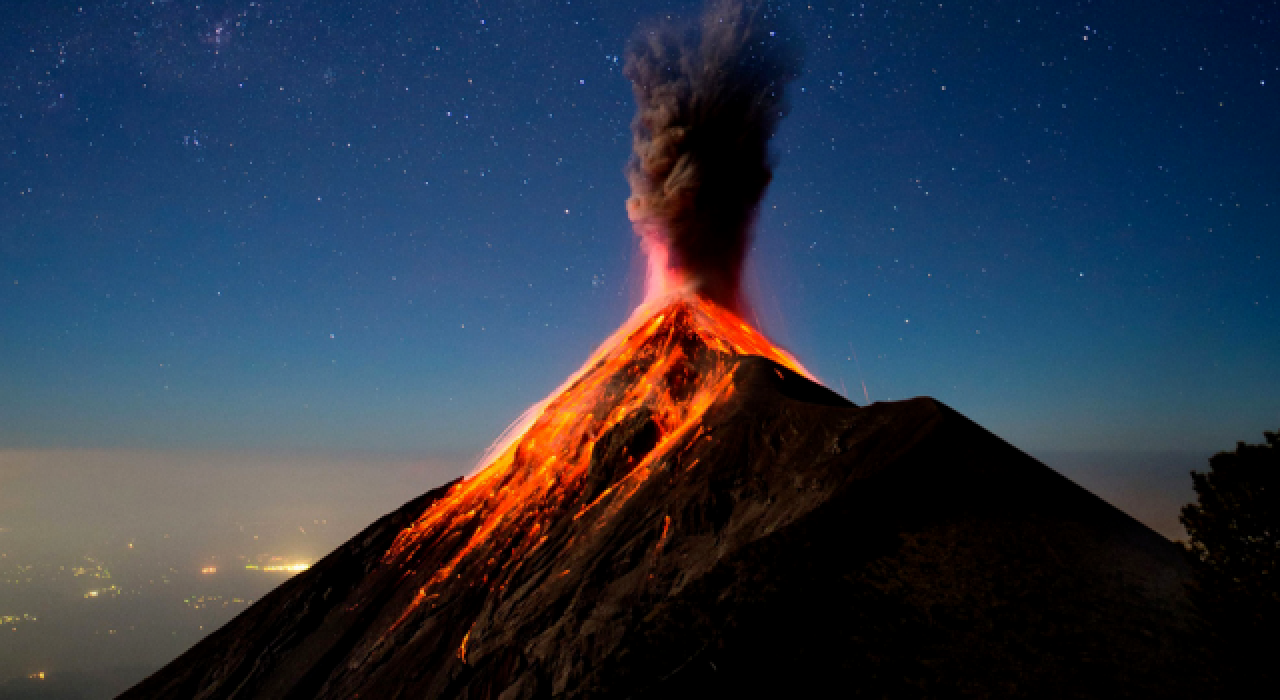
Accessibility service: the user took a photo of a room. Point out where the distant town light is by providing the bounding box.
[245,562,309,572]
[201,566,218,574]
[260,563,310,572]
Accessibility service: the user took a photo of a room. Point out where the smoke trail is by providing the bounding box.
[624,0,802,314]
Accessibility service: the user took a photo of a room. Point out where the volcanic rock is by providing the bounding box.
[120,299,1213,699]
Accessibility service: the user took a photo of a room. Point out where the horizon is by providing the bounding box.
[0,438,1213,694]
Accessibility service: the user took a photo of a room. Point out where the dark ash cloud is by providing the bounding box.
[624,0,803,313]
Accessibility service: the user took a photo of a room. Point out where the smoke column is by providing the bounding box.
[624,0,803,315]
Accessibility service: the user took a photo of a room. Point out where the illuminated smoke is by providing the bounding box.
[624,0,803,314]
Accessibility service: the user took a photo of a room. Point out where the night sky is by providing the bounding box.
[3,0,1277,457]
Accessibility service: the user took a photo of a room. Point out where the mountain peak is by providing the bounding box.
[122,299,1213,699]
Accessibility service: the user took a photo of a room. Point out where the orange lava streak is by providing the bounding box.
[458,628,471,662]
[381,292,811,627]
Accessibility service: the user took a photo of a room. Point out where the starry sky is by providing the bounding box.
[2,0,1277,457]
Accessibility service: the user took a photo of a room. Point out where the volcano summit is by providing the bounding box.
[123,3,1212,698]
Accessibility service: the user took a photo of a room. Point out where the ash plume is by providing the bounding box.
[624,0,803,313]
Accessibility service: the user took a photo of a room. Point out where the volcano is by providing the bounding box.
[120,294,1213,699]
[122,4,1214,696]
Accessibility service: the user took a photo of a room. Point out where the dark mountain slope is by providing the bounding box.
[121,307,1211,699]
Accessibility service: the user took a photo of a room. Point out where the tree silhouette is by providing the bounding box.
[1180,428,1279,693]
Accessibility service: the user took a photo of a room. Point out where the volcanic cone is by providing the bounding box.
[121,293,1212,699]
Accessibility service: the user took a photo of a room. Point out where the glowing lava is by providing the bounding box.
[382,292,808,625]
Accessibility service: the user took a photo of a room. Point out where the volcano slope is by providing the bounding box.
[121,298,1213,699]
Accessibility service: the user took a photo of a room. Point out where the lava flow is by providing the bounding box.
[382,292,809,628]
[379,1,807,636]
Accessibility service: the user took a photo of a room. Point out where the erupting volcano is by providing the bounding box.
[381,294,808,608]
[122,2,1214,699]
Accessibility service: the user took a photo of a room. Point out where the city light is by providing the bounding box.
[1,511,335,684]
[243,557,310,572]
[249,563,309,572]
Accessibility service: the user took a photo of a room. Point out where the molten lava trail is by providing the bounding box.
[381,294,808,629]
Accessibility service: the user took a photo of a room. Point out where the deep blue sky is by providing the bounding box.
[2,0,1277,456]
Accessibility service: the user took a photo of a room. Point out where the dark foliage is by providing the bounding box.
[1180,429,1280,693]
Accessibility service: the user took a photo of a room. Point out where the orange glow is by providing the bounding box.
[201,566,217,574]
[382,292,810,626]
